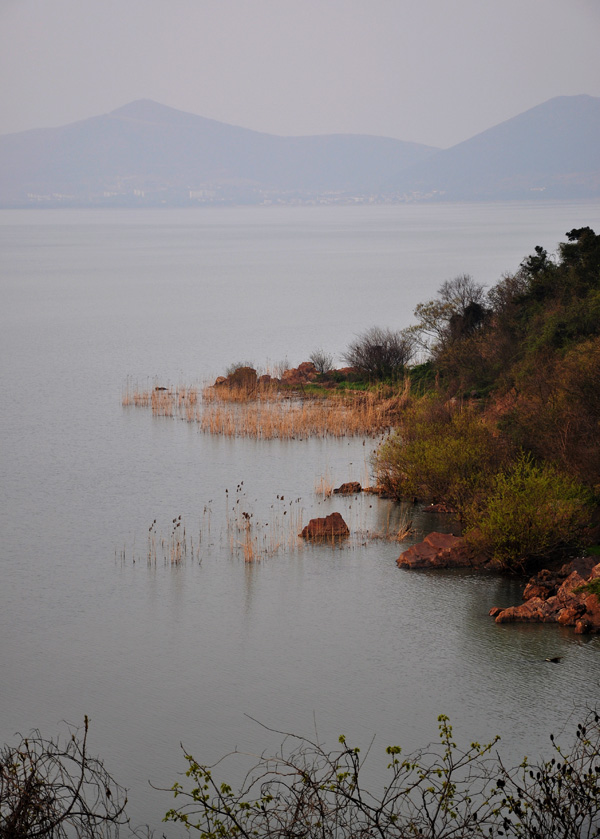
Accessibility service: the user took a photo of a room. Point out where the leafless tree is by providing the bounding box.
[342,326,415,381]
[308,349,335,374]
[0,717,147,839]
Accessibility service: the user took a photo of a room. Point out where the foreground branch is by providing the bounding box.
[0,717,147,839]
[164,711,600,838]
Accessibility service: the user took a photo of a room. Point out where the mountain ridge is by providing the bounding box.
[1,95,598,206]
[391,94,600,200]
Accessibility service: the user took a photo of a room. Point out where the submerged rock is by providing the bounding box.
[333,481,362,495]
[301,512,350,541]
[397,532,486,569]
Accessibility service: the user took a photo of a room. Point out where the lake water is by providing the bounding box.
[2,202,600,835]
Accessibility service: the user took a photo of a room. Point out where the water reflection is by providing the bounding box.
[3,205,600,835]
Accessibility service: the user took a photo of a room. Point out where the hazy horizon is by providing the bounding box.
[2,0,600,149]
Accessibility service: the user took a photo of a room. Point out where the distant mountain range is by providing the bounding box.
[1,95,599,207]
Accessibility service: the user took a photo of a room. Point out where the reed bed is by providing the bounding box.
[200,390,405,439]
[123,378,410,439]
[201,378,279,404]
[225,485,304,562]
[117,494,416,568]
[354,503,414,544]
[122,382,199,419]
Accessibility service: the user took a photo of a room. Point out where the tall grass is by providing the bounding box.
[117,493,415,568]
[123,379,410,439]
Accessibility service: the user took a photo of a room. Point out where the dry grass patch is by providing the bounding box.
[123,377,411,439]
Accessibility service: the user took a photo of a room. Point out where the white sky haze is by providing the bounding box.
[1,0,599,148]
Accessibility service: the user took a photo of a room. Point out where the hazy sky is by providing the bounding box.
[1,0,599,148]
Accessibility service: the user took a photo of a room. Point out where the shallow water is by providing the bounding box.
[2,203,600,834]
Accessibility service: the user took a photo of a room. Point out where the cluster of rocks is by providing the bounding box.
[396,532,486,570]
[397,533,600,634]
[213,362,363,391]
[490,556,600,634]
[280,362,320,387]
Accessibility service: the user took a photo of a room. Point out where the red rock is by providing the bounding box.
[583,593,600,631]
[557,571,588,601]
[301,512,350,541]
[397,532,484,569]
[281,362,318,386]
[575,618,593,635]
[297,361,318,376]
[333,482,362,495]
[522,568,560,601]
[523,581,555,601]
[494,597,562,624]
[559,556,598,578]
[493,568,600,632]
[557,604,586,625]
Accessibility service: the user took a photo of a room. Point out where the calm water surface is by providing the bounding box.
[2,203,600,834]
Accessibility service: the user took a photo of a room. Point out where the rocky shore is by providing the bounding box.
[489,556,600,634]
[398,532,600,634]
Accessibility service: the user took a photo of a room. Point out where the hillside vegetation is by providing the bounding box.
[374,226,600,571]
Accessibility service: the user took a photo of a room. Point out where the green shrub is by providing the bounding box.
[408,361,436,394]
[575,577,600,597]
[464,453,593,571]
[374,399,509,511]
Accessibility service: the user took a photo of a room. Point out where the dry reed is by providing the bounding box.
[359,506,414,542]
[226,485,304,562]
[116,515,203,565]
[314,470,334,498]
[123,376,411,440]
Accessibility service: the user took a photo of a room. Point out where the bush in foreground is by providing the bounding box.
[164,711,600,838]
[0,717,143,839]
